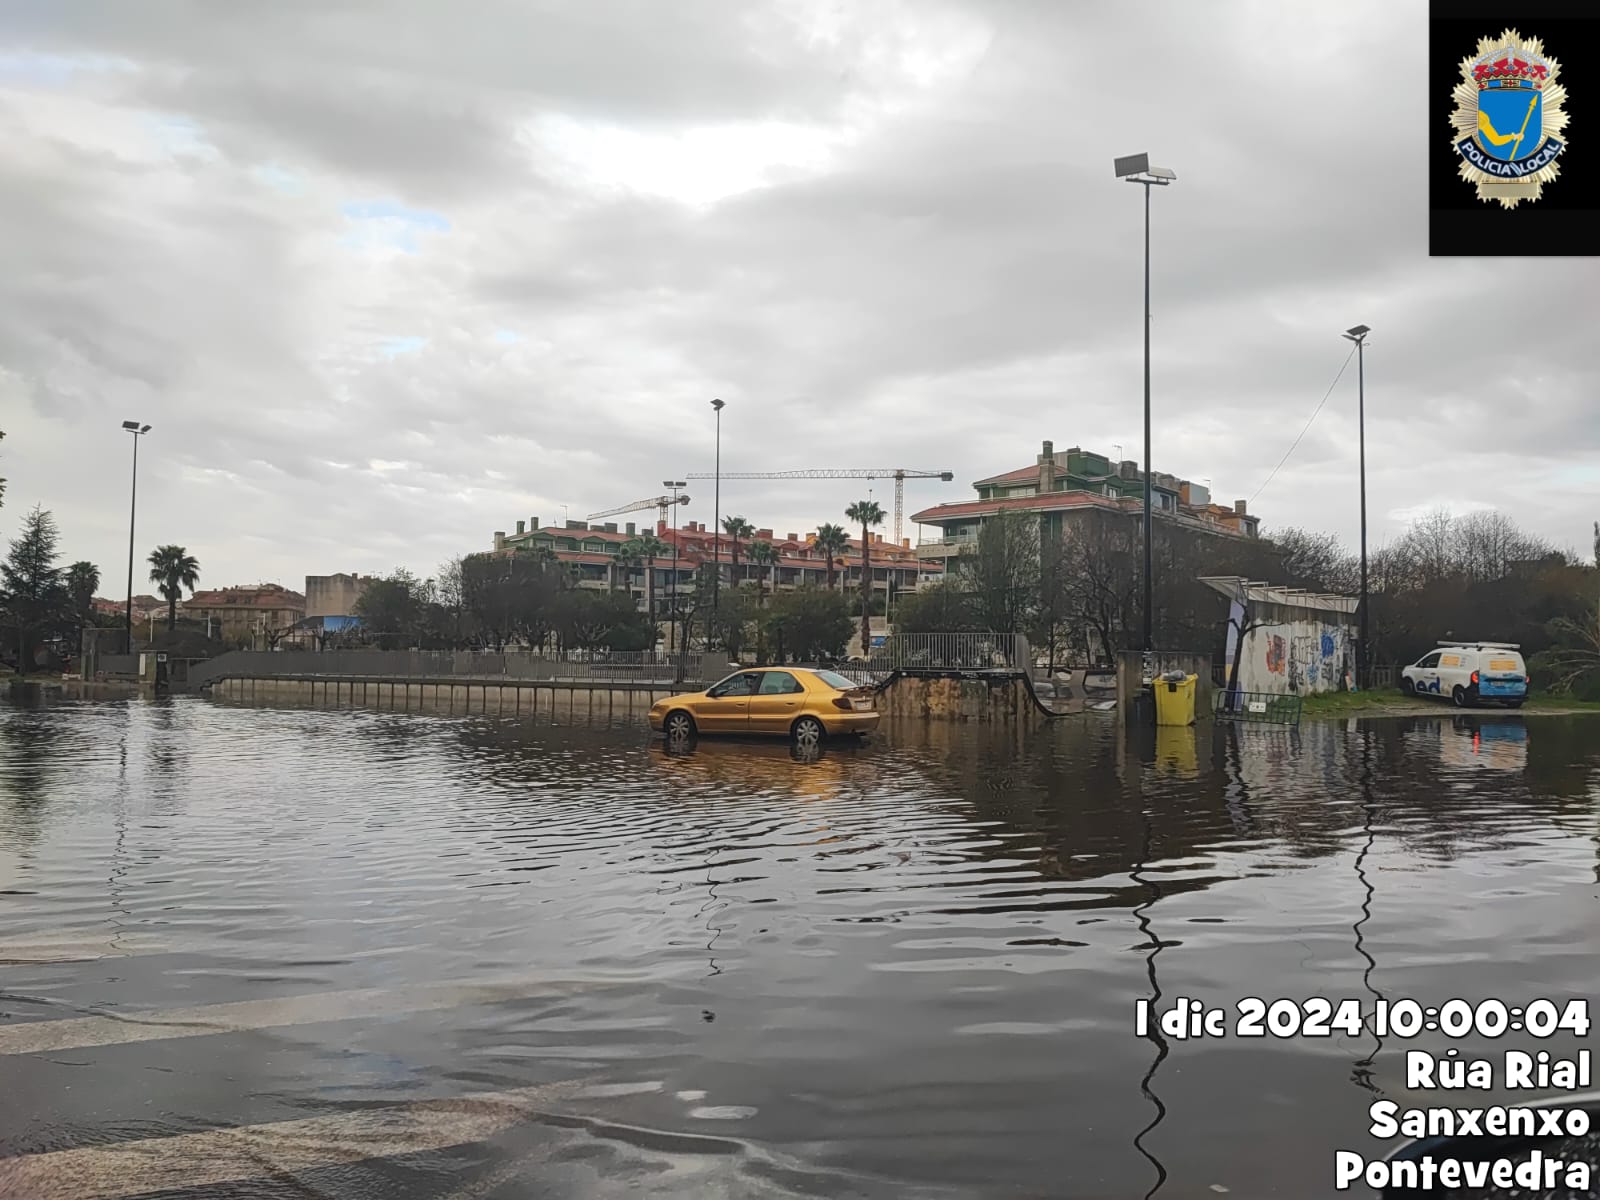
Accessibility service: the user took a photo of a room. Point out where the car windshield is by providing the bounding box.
[811,670,859,692]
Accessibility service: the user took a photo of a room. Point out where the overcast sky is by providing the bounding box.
[2,0,1596,593]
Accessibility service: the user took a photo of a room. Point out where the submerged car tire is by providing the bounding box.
[664,710,696,739]
[791,715,825,748]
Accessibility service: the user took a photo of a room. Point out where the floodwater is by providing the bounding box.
[0,693,1596,1200]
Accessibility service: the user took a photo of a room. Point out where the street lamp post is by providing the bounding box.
[121,420,151,650]
[710,399,725,648]
[1114,153,1176,653]
[1342,324,1371,689]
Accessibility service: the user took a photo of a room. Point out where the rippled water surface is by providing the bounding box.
[1,693,1597,1198]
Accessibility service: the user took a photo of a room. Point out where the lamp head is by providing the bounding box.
[1343,324,1372,343]
[122,420,142,431]
[711,398,725,411]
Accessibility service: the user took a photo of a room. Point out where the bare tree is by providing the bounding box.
[957,509,1040,635]
[1058,514,1140,664]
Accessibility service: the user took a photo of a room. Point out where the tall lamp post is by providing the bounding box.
[1342,324,1371,689]
[1114,153,1176,653]
[710,399,725,647]
[121,420,152,649]
[665,479,686,654]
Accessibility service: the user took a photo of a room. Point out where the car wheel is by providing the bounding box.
[792,715,824,748]
[1401,677,1415,695]
[664,711,695,740]
[1451,686,1469,708]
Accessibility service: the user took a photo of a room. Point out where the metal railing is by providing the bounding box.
[1213,688,1303,727]
[864,632,1031,673]
[189,649,708,689]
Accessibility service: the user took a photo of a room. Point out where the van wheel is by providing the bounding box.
[792,715,824,748]
[1451,686,1470,708]
[664,711,696,739]
[1401,678,1415,695]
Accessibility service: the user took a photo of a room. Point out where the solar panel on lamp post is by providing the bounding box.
[1114,154,1176,654]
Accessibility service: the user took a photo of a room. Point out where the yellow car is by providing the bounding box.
[649,666,880,746]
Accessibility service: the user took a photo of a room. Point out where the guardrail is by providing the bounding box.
[864,632,1031,673]
[189,649,708,689]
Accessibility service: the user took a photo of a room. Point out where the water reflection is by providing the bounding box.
[1,696,1598,1198]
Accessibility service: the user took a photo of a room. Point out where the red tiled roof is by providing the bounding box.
[972,463,1060,487]
[528,527,634,543]
[186,586,306,609]
[911,492,1134,523]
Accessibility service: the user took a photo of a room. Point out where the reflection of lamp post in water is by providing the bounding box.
[1131,785,1170,1199]
[1351,729,1385,1095]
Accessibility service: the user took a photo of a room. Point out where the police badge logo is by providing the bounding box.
[1451,29,1569,208]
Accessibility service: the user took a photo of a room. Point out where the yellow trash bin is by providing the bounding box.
[1154,673,1197,726]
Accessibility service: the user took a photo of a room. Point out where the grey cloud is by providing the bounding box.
[1,0,1595,591]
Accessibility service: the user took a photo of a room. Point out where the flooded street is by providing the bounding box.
[1,694,1597,1198]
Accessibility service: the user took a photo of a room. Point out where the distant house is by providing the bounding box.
[305,573,373,619]
[913,440,1262,571]
[183,583,306,642]
[92,595,165,623]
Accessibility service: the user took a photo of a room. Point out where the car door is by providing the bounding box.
[1413,652,1443,696]
[746,670,806,733]
[692,672,760,732]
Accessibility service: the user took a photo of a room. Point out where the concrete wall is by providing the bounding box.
[1235,620,1353,694]
[210,672,1049,725]
[875,674,1046,724]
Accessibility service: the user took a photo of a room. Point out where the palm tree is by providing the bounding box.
[813,523,850,591]
[844,500,884,657]
[746,540,778,607]
[613,543,641,596]
[148,545,200,631]
[623,535,670,632]
[66,561,100,633]
[721,516,753,586]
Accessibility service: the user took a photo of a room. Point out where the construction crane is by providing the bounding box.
[587,492,690,530]
[682,469,954,544]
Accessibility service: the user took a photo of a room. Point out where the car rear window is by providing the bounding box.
[812,670,859,691]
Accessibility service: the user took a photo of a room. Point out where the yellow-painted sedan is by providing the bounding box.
[649,667,880,746]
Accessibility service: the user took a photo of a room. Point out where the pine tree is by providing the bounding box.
[1,505,68,674]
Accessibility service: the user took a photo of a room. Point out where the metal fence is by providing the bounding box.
[1213,689,1303,727]
[189,649,708,689]
[864,632,1031,673]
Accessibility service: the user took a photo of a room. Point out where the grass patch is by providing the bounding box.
[1298,689,1600,717]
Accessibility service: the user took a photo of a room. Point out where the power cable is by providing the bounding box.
[1249,343,1359,506]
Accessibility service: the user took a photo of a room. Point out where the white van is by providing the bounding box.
[1401,641,1528,708]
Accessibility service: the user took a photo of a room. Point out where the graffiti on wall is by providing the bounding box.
[1250,622,1351,693]
[1266,635,1286,674]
